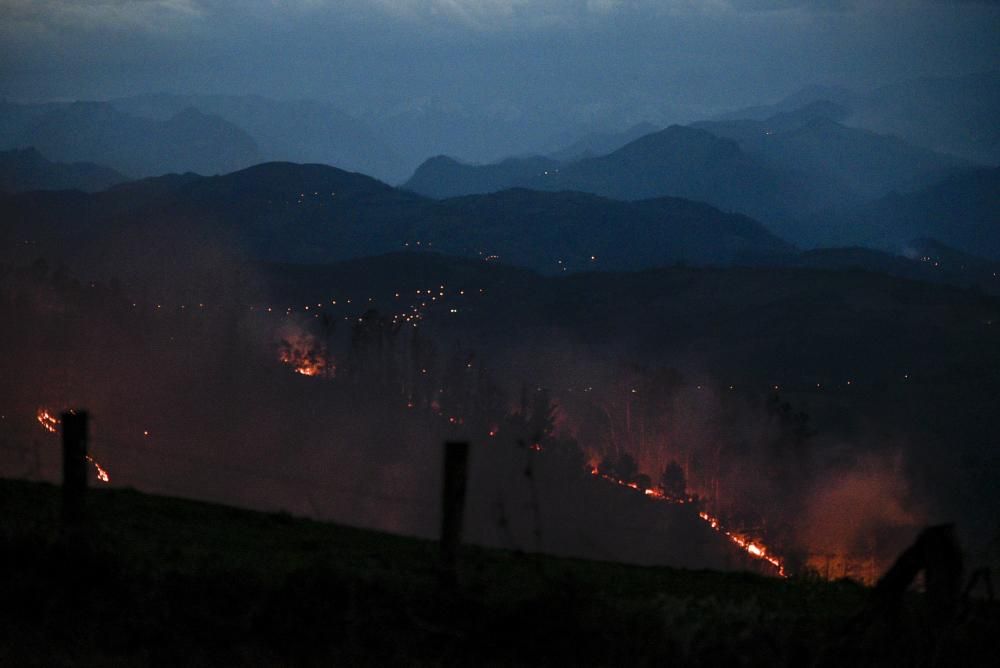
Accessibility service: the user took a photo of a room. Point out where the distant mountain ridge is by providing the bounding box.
[547,122,661,161]
[819,167,1000,259]
[718,72,1000,165]
[110,94,406,183]
[404,103,968,230]
[755,165,999,259]
[692,102,965,201]
[403,154,562,199]
[0,147,126,193]
[0,100,260,178]
[405,124,807,220]
[0,161,790,285]
[522,125,800,217]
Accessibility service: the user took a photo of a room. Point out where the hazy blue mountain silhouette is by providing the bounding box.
[824,167,1000,258]
[718,72,1000,164]
[404,123,664,199]
[849,72,1000,165]
[403,155,562,199]
[406,125,800,219]
[548,122,661,161]
[521,125,808,219]
[111,94,405,183]
[0,161,791,276]
[0,101,260,178]
[740,240,1000,295]
[0,147,126,193]
[769,167,999,257]
[694,102,965,201]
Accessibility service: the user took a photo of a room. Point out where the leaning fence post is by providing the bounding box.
[440,440,470,580]
[61,411,89,532]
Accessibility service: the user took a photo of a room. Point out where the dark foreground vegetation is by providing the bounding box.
[1,478,996,667]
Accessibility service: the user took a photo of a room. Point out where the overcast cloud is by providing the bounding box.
[1,0,997,123]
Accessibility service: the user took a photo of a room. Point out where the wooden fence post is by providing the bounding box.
[61,411,89,532]
[440,441,470,580]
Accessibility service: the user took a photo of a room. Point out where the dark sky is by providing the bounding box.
[1,1,998,121]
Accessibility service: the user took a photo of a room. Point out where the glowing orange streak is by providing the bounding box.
[36,408,111,483]
[594,467,786,576]
[36,408,58,433]
[86,455,110,483]
[699,509,785,576]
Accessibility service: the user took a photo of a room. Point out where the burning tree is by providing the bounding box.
[278,331,333,377]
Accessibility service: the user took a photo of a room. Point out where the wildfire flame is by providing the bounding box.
[698,509,783,574]
[278,334,332,377]
[35,408,111,484]
[591,467,785,576]
[36,408,58,433]
[86,455,110,483]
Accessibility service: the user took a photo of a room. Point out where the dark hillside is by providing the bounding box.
[523,125,805,219]
[787,168,1000,255]
[403,154,561,198]
[3,478,995,667]
[2,101,260,178]
[0,161,791,280]
[695,108,963,202]
[0,147,127,193]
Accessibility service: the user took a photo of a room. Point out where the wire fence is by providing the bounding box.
[1,413,788,579]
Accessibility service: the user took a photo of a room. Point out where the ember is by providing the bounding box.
[278,333,333,377]
[36,408,58,433]
[86,455,111,483]
[36,408,111,483]
[592,467,785,576]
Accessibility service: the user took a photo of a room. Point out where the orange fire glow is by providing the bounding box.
[592,467,785,576]
[278,335,332,377]
[36,408,111,483]
[36,408,58,433]
[86,455,111,483]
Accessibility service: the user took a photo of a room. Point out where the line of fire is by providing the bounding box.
[17,320,878,584]
[3,193,998,666]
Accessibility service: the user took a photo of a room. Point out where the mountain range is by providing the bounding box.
[718,72,1000,165]
[5,158,999,300]
[0,100,260,178]
[0,147,126,193]
[791,167,1000,258]
[110,94,405,183]
[405,125,794,215]
[404,99,982,256]
[405,109,963,225]
[691,101,964,201]
[0,161,789,288]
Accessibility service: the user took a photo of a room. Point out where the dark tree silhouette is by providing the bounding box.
[634,473,651,491]
[660,460,686,500]
[616,453,637,483]
[597,455,617,478]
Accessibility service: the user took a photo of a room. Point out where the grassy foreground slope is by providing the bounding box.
[0,478,994,667]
